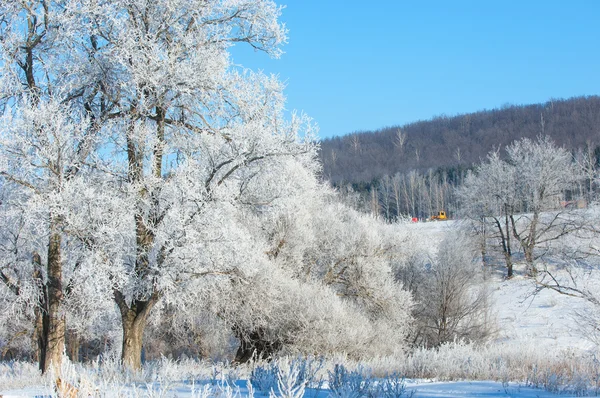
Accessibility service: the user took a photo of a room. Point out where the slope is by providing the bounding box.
[321,96,600,184]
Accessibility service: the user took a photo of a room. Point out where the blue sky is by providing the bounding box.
[232,1,600,139]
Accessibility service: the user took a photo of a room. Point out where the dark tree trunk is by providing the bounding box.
[32,255,46,366]
[504,214,513,278]
[493,216,513,278]
[504,251,514,279]
[114,116,163,371]
[479,219,488,268]
[41,228,65,375]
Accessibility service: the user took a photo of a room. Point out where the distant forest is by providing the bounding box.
[319,96,600,220]
[320,96,600,185]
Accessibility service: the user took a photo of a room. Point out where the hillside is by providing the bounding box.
[320,96,600,185]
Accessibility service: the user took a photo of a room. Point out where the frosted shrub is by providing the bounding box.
[284,357,325,391]
[541,371,564,394]
[355,340,600,396]
[241,197,414,361]
[570,372,591,397]
[251,357,324,395]
[251,361,279,393]
[328,364,377,398]
[524,356,600,397]
[378,373,409,398]
[326,364,412,398]
[590,355,600,396]
[219,263,411,363]
[5,352,600,396]
[272,359,307,398]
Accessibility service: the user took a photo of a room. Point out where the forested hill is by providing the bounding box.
[320,96,600,185]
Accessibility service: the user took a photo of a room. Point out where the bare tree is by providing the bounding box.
[351,133,361,154]
[394,129,407,153]
[370,186,381,219]
[396,232,494,347]
[575,142,598,203]
[455,147,462,164]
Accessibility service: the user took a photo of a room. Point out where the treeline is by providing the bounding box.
[321,96,600,185]
[343,144,599,222]
[338,166,467,221]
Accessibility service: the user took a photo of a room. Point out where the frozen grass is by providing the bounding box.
[361,341,600,396]
[2,346,600,396]
[0,360,44,389]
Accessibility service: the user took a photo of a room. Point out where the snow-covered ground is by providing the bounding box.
[407,219,598,352]
[0,380,588,397]
[407,380,576,397]
[492,272,595,352]
[2,220,599,397]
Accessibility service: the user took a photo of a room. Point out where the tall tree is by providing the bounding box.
[1,0,320,371]
[80,0,316,370]
[0,0,107,373]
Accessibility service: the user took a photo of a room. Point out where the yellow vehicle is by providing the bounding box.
[430,210,447,221]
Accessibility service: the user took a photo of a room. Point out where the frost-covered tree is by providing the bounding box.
[506,136,580,274]
[0,0,321,371]
[0,0,119,373]
[458,136,581,277]
[414,234,492,347]
[0,100,106,373]
[458,151,519,277]
[241,190,415,360]
[73,0,319,370]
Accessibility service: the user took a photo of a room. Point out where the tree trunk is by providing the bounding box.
[524,246,534,266]
[524,211,538,276]
[42,228,65,375]
[32,256,46,365]
[121,311,146,371]
[479,219,488,268]
[504,214,512,277]
[31,321,41,363]
[37,311,48,372]
[113,107,164,370]
[524,247,537,276]
[115,291,158,370]
[494,216,513,278]
[504,250,514,279]
[66,330,80,362]
[510,211,538,277]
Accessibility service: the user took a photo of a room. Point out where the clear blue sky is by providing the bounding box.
[232,1,600,139]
